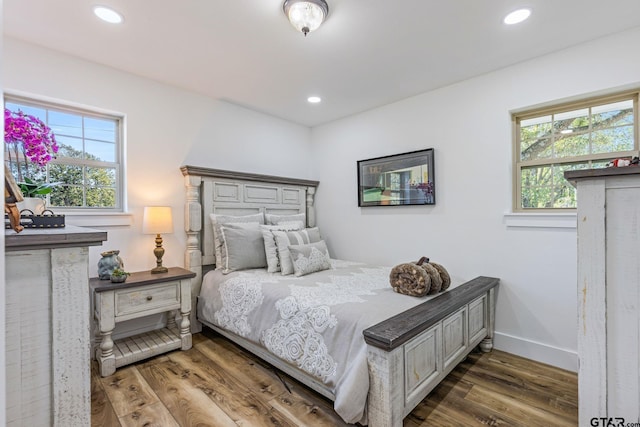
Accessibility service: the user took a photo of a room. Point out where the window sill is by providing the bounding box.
[63,212,133,228]
[504,212,577,229]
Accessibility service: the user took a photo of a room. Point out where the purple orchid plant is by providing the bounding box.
[5,107,59,186]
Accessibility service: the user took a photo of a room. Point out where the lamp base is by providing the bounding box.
[151,233,168,274]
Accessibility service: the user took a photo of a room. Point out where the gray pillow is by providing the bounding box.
[261,223,305,273]
[210,212,264,269]
[288,240,331,277]
[272,227,322,275]
[218,223,267,273]
[265,212,306,226]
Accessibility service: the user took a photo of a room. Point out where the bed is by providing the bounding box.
[181,165,498,426]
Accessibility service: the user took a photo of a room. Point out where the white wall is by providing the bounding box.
[3,37,312,276]
[311,26,640,371]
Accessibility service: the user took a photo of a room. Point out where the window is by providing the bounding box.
[4,96,124,210]
[513,91,638,211]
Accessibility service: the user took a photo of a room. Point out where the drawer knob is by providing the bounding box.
[146,295,153,301]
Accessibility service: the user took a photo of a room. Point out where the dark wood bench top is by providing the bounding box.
[364,276,499,350]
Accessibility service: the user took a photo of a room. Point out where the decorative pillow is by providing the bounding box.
[272,220,305,230]
[265,212,306,226]
[272,227,322,275]
[261,223,305,273]
[288,240,331,277]
[218,223,267,274]
[210,213,264,269]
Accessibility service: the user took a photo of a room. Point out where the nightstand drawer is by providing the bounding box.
[115,282,180,317]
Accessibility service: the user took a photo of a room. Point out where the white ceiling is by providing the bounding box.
[4,1,640,127]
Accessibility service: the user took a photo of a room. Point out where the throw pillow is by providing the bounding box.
[210,212,264,269]
[288,240,331,277]
[218,223,267,273]
[272,227,322,275]
[261,223,306,273]
[265,212,306,226]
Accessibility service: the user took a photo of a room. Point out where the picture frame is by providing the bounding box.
[357,148,435,207]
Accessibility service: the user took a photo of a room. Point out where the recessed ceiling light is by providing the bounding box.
[503,8,531,25]
[307,96,322,104]
[93,6,124,24]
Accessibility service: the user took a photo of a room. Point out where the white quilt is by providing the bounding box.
[197,259,450,424]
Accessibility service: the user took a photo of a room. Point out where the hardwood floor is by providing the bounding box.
[92,330,577,426]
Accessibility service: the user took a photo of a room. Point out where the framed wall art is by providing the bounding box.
[357,148,435,207]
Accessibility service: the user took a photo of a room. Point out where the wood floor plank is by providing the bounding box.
[91,361,122,427]
[195,334,290,400]
[192,332,208,346]
[458,350,578,406]
[411,379,523,426]
[408,405,506,427]
[150,348,298,427]
[486,350,577,387]
[100,365,160,417]
[137,360,237,427]
[449,360,578,419]
[267,387,351,427]
[118,401,180,427]
[464,384,576,427]
[200,331,350,426]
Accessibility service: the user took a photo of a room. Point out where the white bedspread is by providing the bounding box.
[197,259,451,424]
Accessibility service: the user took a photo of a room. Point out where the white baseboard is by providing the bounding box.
[494,331,577,372]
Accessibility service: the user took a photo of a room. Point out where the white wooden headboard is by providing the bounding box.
[180,165,319,331]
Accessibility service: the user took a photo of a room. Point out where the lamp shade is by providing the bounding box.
[142,206,174,235]
[283,0,328,35]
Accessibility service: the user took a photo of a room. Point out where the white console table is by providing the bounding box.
[566,167,640,425]
[5,225,106,426]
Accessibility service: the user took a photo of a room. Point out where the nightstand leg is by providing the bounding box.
[98,330,116,377]
[167,310,177,330]
[180,309,192,350]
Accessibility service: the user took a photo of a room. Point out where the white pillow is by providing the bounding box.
[261,223,305,273]
[265,212,306,226]
[218,223,267,274]
[210,213,264,269]
[272,228,322,275]
[289,240,331,277]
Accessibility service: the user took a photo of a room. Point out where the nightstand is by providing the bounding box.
[91,267,196,377]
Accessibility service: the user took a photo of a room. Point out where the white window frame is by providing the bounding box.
[4,92,131,225]
[512,90,639,212]
[4,93,127,214]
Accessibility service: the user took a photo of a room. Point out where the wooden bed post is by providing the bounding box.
[367,346,404,427]
[306,186,316,227]
[184,173,203,333]
[480,286,495,352]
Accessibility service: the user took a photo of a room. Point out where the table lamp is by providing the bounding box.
[142,206,173,273]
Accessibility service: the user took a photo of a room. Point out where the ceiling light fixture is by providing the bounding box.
[93,6,124,24]
[283,0,329,36]
[503,8,531,25]
[307,96,322,103]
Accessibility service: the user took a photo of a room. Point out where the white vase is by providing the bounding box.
[17,197,46,215]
